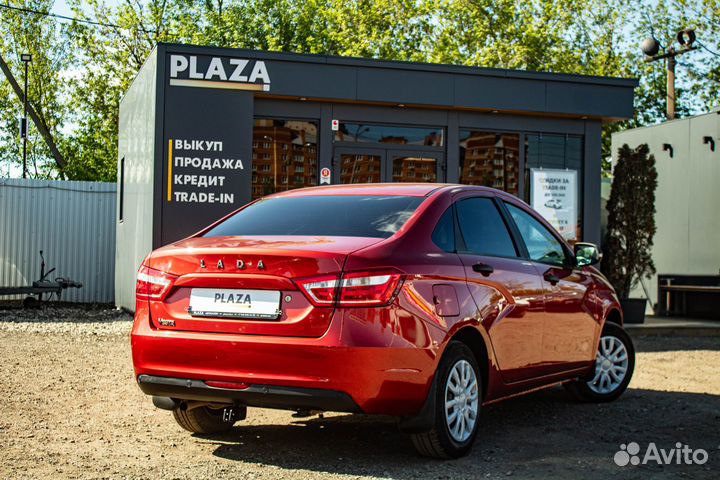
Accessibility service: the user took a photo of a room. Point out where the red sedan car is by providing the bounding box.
[132,184,634,458]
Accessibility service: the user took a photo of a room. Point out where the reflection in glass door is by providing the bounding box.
[334,148,445,184]
[335,148,385,184]
[390,151,443,183]
[459,131,519,195]
[252,118,318,199]
[340,154,382,183]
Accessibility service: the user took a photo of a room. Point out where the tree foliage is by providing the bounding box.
[0,0,717,180]
[0,0,68,178]
[675,0,720,109]
[601,144,658,299]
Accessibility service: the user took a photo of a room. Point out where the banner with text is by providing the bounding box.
[530,168,578,241]
[161,64,254,245]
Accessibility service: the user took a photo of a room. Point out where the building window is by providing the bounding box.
[334,123,444,146]
[252,118,319,199]
[524,134,584,241]
[459,131,519,196]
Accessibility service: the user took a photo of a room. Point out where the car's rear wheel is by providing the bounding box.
[172,406,240,434]
[565,322,635,402]
[410,341,481,459]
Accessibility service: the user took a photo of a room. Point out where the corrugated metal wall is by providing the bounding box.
[0,178,116,303]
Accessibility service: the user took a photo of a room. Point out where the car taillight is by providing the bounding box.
[296,275,339,305]
[339,272,402,305]
[297,271,402,307]
[136,265,177,301]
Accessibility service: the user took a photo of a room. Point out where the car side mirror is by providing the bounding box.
[574,242,602,267]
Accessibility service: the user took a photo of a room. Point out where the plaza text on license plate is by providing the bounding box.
[189,288,281,319]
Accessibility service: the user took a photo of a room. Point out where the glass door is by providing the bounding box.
[333,147,386,184]
[388,150,445,183]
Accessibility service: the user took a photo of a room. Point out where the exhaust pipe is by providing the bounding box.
[152,396,179,411]
[152,396,242,417]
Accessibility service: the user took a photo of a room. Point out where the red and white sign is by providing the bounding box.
[331,119,339,131]
[320,167,331,185]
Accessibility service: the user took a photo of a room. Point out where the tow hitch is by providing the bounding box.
[0,250,82,306]
[222,406,246,423]
[222,408,236,423]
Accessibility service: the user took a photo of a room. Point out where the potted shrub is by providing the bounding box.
[602,144,658,323]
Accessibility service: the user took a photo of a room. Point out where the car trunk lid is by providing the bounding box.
[143,235,382,337]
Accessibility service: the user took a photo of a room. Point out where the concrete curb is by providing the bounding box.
[625,317,720,337]
[627,326,720,337]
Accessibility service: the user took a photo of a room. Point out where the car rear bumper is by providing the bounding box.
[137,375,361,412]
[131,305,442,415]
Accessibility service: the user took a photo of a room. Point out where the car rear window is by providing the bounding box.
[204,195,424,238]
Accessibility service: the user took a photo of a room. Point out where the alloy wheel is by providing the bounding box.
[587,335,629,394]
[444,359,479,443]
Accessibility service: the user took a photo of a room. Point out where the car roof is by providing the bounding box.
[266,183,499,198]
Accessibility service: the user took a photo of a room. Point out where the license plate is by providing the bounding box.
[189,288,281,319]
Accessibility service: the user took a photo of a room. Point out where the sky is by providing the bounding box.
[52,0,120,17]
[51,0,73,16]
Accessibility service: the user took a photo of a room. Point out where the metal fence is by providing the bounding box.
[0,178,116,303]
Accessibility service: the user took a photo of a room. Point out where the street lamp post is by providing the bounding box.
[20,53,32,178]
[641,30,698,120]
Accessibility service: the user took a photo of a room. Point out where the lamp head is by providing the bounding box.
[641,37,660,56]
[677,29,696,47]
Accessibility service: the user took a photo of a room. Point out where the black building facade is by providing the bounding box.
[115,43,636,309]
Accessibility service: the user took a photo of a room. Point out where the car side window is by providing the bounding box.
[455,197,518,258]
[505,203,568,267]
[432,207,455,253]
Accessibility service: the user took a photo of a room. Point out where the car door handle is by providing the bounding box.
[543,272,560,285]
[472,263,494,277]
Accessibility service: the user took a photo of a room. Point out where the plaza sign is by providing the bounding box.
[169,54,271,91]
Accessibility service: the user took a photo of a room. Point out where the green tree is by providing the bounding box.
[598,0,702,173]
[674,0,720,108]
[0,0,717,181]
[60,0,435,182]
[62,0,176,181]
[431,0,638,170]
[602,144,658,299]
[0,0,69,178]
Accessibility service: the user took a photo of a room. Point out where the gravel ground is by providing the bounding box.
[0,304,718,479]
[0,303,131,336]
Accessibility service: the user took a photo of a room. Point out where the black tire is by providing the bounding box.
[565,322,635,402]
[23,296,39,308]
[172,406,236,434]
[410,341,482,459]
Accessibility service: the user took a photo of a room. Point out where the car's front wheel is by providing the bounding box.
[410,341,481,459]
[565,322,635,402]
